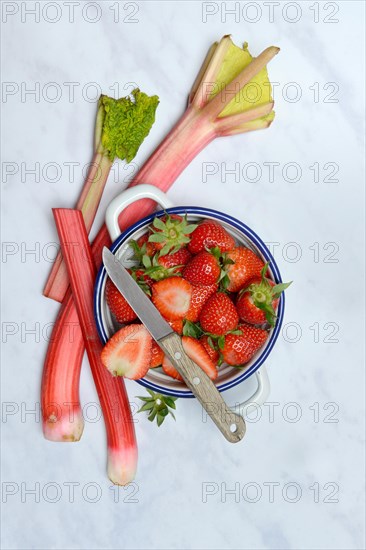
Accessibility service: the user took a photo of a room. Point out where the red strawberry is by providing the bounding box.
[222,323,268,366]
[150,340,164,368]
[131,268,155,290]
[148,214,197,255]
[199,292,239,336]
[186,283,218,322]
[236,268,291,326]
[162,337,218,381]
[105,278,137,323]
[188,219,235,254]
[152,277,192,320]
[183,251,221,286]
[168,319,184,334]
[162,355,183,381]
[224,247,265,292]
[200,335,220,364]
[137,233,156,257]
[158,247,192,272]
[101,324,152,380]
[182,336,218,380]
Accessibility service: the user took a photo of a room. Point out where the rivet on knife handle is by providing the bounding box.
[159,332,246,443]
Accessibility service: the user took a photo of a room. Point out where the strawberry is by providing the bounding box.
[162,355,183,381]
[224,247,265,292]
[222,323,268,366]
[137,233,156,257]
[236,265,292,326]
[199,292,239,336]
[129,234,156,261]
[148,213,197,255]
[101,324,152,380]
[185,283,218,322]
[157,247,192,272]
[200,335,220,364]
[168,319,184,334]
[182,336,218,380]
[152,277,192,320]
[162,336,218,381]
[183,250,221,286]
[105,278,137,323]
[131,268,155,292]
[150,340,164,368]
[188,219,235,254]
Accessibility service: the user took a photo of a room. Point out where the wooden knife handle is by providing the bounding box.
[160,332,246,443]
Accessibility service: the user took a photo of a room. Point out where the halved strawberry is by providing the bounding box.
[105,278,137,324]
[199,335,220,365]
[182,336,218,380]
[162,355,183,381]
[168,319,184,334]
[101,324,152,380]
[188,219,235,254]
[183,250,221,286]
[199,292,239,336]
[152,277,192,320]
[185,283,218,322]
[148,214,197,255]
[222,323,268,366]
[150,340,164,368]
[224,247,265,292]
[162,337,217,382]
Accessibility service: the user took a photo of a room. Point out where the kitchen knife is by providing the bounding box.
[102,247,246,443]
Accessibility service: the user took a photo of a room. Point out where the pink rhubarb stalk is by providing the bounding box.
[41,37,279,443]
[52,208,137,485]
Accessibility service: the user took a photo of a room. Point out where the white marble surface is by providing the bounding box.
[1,1,365,549]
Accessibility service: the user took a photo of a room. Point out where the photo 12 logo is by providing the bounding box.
[201,2,340,24]
[1,1,140,24]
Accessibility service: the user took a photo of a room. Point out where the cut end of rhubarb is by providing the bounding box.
[42,411,84,442]
[107,447,138,486]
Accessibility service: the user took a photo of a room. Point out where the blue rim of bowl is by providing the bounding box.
[94,206,285,398]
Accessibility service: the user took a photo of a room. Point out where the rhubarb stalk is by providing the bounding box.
[44,90,159,302]
[42,36,279,442]
[52,208,137,485]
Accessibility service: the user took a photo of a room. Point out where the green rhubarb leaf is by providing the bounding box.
[210,39,273,121]
[97,89,159,162]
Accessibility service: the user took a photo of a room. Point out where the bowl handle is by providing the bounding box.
[105,184,174,241]
[229,366,270,417]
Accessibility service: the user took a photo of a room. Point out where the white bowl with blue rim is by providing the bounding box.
[94,184,284,416]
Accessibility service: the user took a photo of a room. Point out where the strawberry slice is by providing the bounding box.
[182,336,218,380]
[168,319,184,334]
[150,340,164,368]
[200,335,220,364]
[152,277,192,320]
[162,355,184,381]
[101,324,152,380]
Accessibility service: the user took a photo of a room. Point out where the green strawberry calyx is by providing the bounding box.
[148,213,197,255]
[241,262,292,327]
[136,389,178,427]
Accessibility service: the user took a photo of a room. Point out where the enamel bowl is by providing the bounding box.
[94,189,284,398]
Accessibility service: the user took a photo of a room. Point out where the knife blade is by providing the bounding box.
[102,246,246,443]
